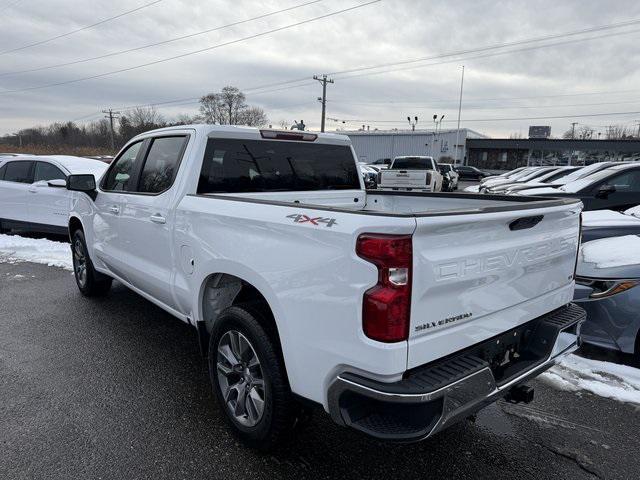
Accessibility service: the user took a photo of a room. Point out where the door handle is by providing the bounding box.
[150,213,166,224]
[108,205,120,214]
[28,187,37,193]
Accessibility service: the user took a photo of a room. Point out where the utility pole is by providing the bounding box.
[313,74,334,132]
[570,122,578,139]
[454,65,465,165]
[102,108,121,150]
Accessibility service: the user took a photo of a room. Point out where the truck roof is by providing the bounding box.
[131,124,352,145]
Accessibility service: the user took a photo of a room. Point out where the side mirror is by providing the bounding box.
[47,178,67,188]
[67,174,97,200]
[596,184,616,198]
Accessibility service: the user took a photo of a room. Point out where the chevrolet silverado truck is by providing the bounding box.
[378,155,443,192]
[65,125,585,450]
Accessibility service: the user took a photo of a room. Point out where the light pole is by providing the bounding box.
[432,115,445,159]
[407,116,418,131]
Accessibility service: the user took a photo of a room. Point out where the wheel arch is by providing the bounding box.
[68,216,84,241]
[197,271,285,360]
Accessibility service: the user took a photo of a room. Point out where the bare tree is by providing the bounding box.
[199,86,268,126]
[509,132,523,139]
[606,124,631,140]
[577,125,595,139]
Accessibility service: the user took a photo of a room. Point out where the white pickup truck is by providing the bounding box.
[378,155,443,192]
[66,125,585,449]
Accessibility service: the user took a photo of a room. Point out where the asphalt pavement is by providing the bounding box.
[1,260,639,480]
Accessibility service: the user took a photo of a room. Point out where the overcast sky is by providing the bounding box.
[1,0,640,138]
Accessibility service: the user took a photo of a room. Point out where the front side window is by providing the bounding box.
[0,164,6,179]
[602,170,640,193]
[197,139,360,194]
[103,141,143,191]
[138,136,187,193]
[3,161,33,183]
[34,162,65,182]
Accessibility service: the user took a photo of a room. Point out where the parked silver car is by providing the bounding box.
[574,235,640,358]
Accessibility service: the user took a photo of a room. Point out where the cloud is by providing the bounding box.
[1,0,639,138]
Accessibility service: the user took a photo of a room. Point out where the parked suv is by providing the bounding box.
[0,156,106,235]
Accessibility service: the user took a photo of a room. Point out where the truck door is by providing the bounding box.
[117,134,190,311]
[93,140,145,279]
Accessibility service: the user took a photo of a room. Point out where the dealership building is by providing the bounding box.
[343,128,487,165]
[466,138,640,171]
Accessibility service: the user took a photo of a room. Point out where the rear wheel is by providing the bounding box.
[209,304,298,450]
[71,229,112,296]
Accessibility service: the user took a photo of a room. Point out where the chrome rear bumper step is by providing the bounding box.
[327,303,585,441]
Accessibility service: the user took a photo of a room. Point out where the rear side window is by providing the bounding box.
[3,161,33,183]
[34,162,65,182]
[197,139,360,194]
[138,136,187,193]
[0,164,6,180]
[103,141,143,191]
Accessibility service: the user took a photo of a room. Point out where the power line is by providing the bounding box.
[327,16,640,78]
[0,0,380,96]
[332,110,640,124]
[332,27,640,83]
[0,0,328,78]
[328,98,640,111]
[0,0,165,56]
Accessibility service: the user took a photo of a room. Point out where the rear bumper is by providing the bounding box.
[327,303,585,442]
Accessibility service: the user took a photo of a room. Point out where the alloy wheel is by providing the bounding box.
[73,239,87,287]
[216,330,266,427]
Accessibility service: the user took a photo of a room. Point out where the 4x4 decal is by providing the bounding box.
[286,213,337,228]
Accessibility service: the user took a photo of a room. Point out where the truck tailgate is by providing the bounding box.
[380,170,430,189]
[407,204,581,368]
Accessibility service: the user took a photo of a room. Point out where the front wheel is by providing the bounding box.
[71,229,112,296]
[209,304,298,450]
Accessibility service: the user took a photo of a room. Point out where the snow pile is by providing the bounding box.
[0,234,72,270]
[541,354,640,405]
[464,185,480,193]
[580,235,640,269]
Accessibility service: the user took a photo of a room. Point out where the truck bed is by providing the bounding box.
[208,189,580,217]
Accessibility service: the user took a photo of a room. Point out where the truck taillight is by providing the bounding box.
[356,234,412,343]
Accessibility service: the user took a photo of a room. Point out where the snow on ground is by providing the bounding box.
[0,234,72,270]
[541,354,640,405]
[580,235,640,269]
[2,234,640,407]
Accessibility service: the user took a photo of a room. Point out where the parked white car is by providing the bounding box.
[65,125,584,449]
[0,155,107,235]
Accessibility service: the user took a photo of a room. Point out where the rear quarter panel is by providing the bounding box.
[173,196,416,407]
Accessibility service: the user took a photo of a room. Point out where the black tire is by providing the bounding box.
[209,304,298,450]
[71,229,112,296]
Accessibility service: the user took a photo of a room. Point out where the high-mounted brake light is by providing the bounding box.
[356,234,412,343]
[260,130,318,141]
